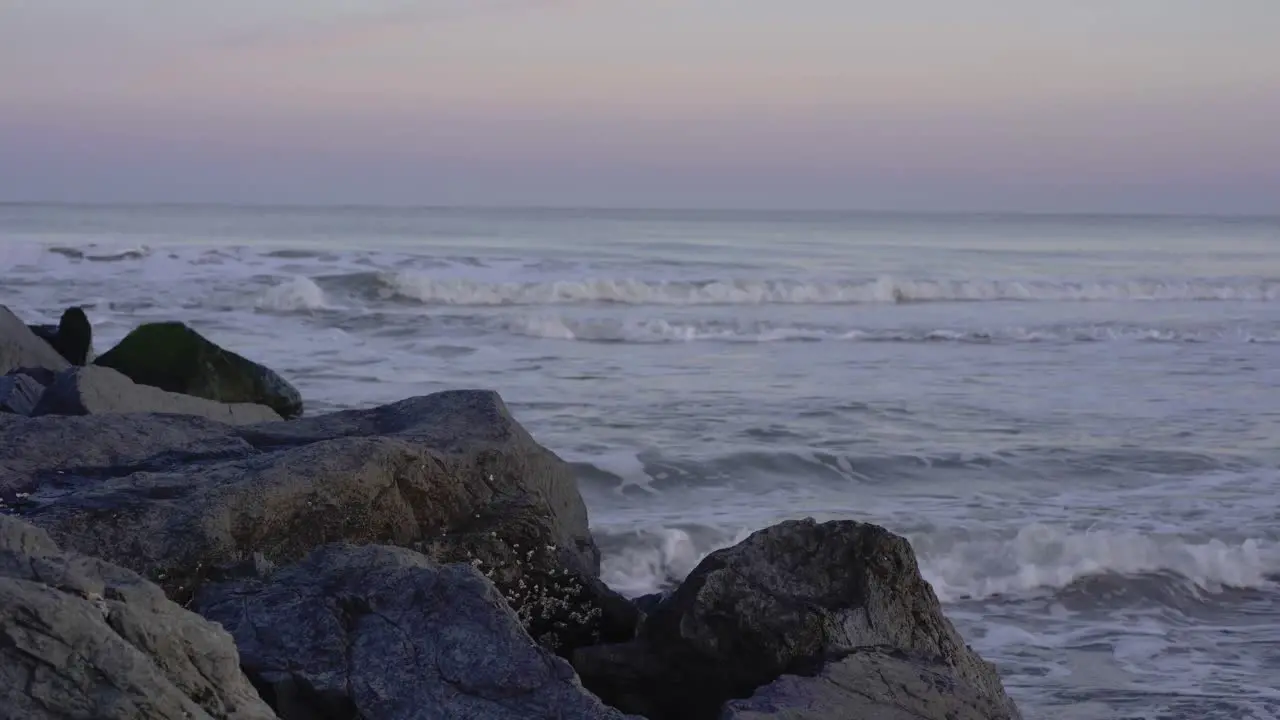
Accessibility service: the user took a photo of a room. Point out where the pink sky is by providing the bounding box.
[2,1,1278,212]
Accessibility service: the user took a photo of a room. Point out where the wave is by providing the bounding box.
[917,524,1280,604]
[596,526,753,598]
[571,447,1244,494]
[47,245,152,262]
[507,316,1280,345]
[254,276,333,312]
[594,522,1280,606]
[375,272,1280,306]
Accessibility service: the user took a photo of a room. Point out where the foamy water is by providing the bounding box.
[4,205,1280,719]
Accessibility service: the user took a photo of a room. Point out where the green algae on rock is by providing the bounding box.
[94,321,303,419]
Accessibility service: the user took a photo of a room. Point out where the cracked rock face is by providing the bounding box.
[573,518,1023,720]
[0,514,276,720]
[195,542,635,720]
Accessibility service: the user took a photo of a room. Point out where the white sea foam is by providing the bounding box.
[508,316,733,342]
[597,521,1280,603]
[255,276,332,312]
[599,526,753,597]
[916,524,1280,602]
[504,315,1280,344]
[380,272,1280,306]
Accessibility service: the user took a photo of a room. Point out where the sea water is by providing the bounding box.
[3,205,1280,719]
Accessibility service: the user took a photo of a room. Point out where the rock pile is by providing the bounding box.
[1,304,1022,720]
[1,305,294,424]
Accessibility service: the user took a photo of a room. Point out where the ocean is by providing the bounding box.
[3,204,1280,719]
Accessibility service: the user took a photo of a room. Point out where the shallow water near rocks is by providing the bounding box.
[4,205,1280,719]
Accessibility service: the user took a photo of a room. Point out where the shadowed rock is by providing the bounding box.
[196,543,636,720]
[721,648,1021,720]
[28,306,93,366]
[572,518,1022,720]
[94,321,303,419]
[31,365,282,425]
[0,514,277,720]
[0,372,45,416]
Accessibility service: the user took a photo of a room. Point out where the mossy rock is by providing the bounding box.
[93,322,303,419]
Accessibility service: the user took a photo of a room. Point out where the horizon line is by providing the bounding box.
[1,200,1276,222]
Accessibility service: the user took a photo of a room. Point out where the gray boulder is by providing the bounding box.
[0,372,45,415]
[0,412,255,497]
[13,390,637,654]
[0,305,69,375]
[572,518,1022,720]
[0,514,277,720]
[721,649,1020,720]
[196,542,633,720]
[31,365,282,425]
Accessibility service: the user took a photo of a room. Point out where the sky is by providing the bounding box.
[2,0,1278,213]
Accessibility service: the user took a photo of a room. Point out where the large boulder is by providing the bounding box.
[0,514,277,720]
[0,305,69,375]
[31,365,282,425]
[27,306,93,366]
[0,412,256,497]
[572,518,1022,720]
[10,390,637,655]
[0,372,46,415]
[93,321,304,419]
[196,543,635,720]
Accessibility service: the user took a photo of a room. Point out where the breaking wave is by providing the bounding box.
[596,523,1280,606]
[917,524,1280,604]
[586,453,1280,607]
[374,272,1280,306]
[597,526,753,597]
[255,276,333,312]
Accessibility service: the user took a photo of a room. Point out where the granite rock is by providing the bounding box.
[0,514,277,720]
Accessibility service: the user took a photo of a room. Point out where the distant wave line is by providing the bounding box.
[371,272,1280,306]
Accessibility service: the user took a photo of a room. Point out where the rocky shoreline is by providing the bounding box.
[2,305,1023,720]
